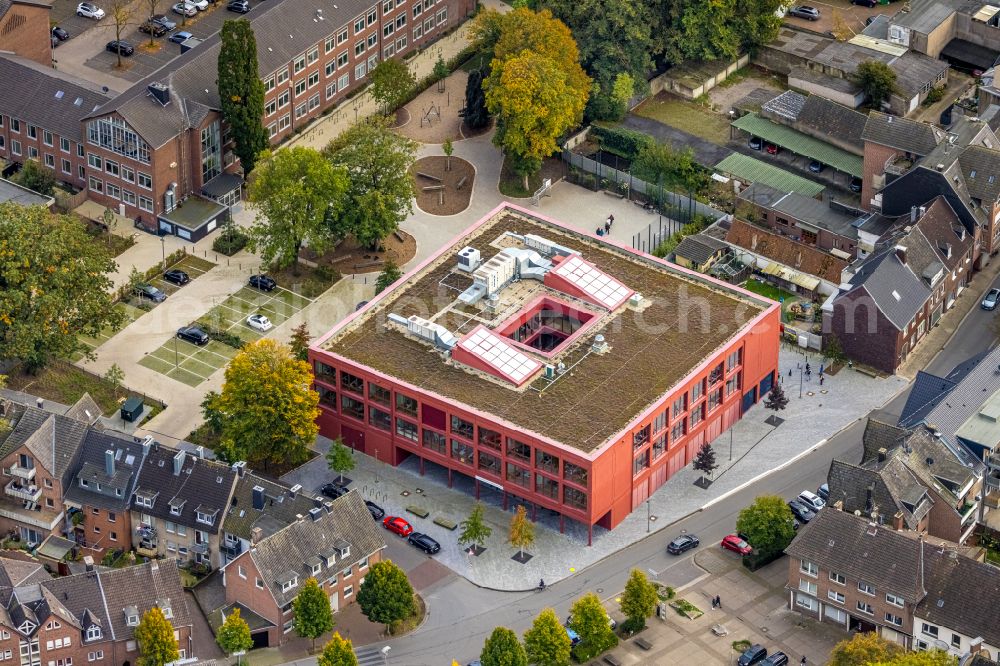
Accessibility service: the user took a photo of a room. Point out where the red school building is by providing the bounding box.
[309,203,780,542]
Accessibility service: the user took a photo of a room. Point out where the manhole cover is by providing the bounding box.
[820,390,828,394]
[649,515,657,522]
[400,490,410,496]
[596,588,603,594]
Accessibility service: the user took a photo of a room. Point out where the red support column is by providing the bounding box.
[532,503,537,521]
[419,457,425,476]
[559,514,564,534]
[475,479,480,500]
[448,468,453,488]
[503,492,508,511]
[588,523,592,546]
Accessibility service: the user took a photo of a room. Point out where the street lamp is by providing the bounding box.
[173,335,179,370]
[160,236,166,270]
[646,499,651,534]
[729,428,734,462]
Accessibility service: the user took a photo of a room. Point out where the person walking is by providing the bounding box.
[605,220,611,234]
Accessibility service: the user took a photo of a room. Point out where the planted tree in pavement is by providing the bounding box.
[317,633,358,666]
[356,560,415,634]
[523,608,571,666]
[735,495,796,559]
[480,627,527,666]
[325,437,354,484]
[508,504,535,559]
[692,441,718,485]
[567,592,616,660]
[293,577,334,652]
[619,569,657,632]
[458,502,492,554]
[764,381,788,412]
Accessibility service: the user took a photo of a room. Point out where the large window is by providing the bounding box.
[451,415,473,440]
[422,429,446,454]
[564,486,587,511]
[200,120,221,184]
[368,407,391,431]
[671,395,686,419]
[633,425,650,449]
[451,440,473,465]
[396,392,417,417]
[535,474,558,500]
[535,451,559,475]
[341,395,364,420]
[87,117,150,164]
[317,385,336,409]
[633,450,649,476]
[506,463,530,488]
[507,437,531,463]
[340,371,363,394]
[563,462,587,487]
[477,451,500,476]
[395,418,417,442]
[369,383,391,406]
[478,426,501,451]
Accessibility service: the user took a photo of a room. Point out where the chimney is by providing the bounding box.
[289,484,301,498]
[172,450,185,476]
[83,556,94,572]
[970,637,984,655]
[105,450,115,477]
[36,398,44,409]
[252,485,265,510]
[308,507,323,521]
[147,82,170,106]
[910,206,918,223]
[943,242,952,259]
[877,447,888,463]
[918,205,926,218]
[250,526,263,545]
[231,461,246,477]
[935,163,945,171]
[833,499,844,511]
[195,445,204,459]
[895,245,908,264]
[893,511,904,530]
[141,436,153,455]
[865,485,875,514]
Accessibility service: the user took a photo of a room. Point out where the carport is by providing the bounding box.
[714,153,826,198]
[730,112,863,183]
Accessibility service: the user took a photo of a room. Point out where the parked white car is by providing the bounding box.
[171,2,197,16]
[798,490,826,512]
[76,2,105,18]
[189,0,209,9]
[246,314,273,332]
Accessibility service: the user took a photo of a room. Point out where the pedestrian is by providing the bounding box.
[609,213,615,227]
[605,221,611,234]
[805,362,811,374]
[820,375,825,386]
[715,595,721,609]
[788,368,792,377]
[800,657,807,666]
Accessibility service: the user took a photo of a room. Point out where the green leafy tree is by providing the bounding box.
[824,333,848,366]
[458,502,493,553]
[734,0,782,52]
[764,382,788,412]
[508,504,535,558]
[374,259,402,295]
[135,607,179,666]
[829,632,904,666]
[632,141,705,193]
[246,147,348,276]
[442,138,454,171]
[735,495,796,559]
[325,437,355,483]
[692,441,718,483]
[0,204,123,372]
[523,609,570,666]
[432,55,449,88]
[216,608,253,657]
[874,652,958,666]
[14,159,56,196]
[619,569,657,632]
[607,72,636,122]
[104,363,126,399]
[855,60,898,109]
[480,627,528,666]
[369,58,416,115]
[568,593,616,658]
[324,118,417,250]
[201,390,224,434]
[658,0,739,63]
[215,339,319,469]
[218,19,269,177]
[289,322,310,361]
[463,69,490,129]
[356,560,415,633]
[317,633,358,666]
[294,578,334,652]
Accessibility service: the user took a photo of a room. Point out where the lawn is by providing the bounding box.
[741,279,797,304]
[5,361,164,416]
[633,95,731,144]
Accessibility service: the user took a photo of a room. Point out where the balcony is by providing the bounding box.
[221,542,243,558]
[8,465,36,481]
[884,155,915,176]
[961,501,978,526]
[136,545,157,558]
[5,480,41,503]
[192,542,209,554]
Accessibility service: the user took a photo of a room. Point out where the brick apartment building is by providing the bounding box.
[221,490,385,647]
[310,204,781,541]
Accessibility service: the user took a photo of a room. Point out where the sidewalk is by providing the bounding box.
[281,346,905,591]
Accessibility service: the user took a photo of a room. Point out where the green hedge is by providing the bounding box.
[213,228,248,256]
[571,634,619,663]
[742,549,784,572]
[194,322,245,350]
[590,125,652,159]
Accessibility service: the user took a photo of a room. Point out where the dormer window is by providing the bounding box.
[339,546,350,559]
[160,606,172,619]
[80,479,89,488]
[170,506,181,516]
[134,494,153,508]
[280,576,298,593]
[311,563,321,576]
[196,511,214,525]
[126,615,138,627]
[86,626,102,641]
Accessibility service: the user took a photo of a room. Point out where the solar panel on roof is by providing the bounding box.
[553,256,631,308]
[459,328,541,383]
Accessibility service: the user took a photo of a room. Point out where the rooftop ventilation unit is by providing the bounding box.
[591,334,609,354]
[388,313,458,350]
[456,246,481,272]
[523,234,577,258]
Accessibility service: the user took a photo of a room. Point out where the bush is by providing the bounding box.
[589,125,652,159]
[313,264,337,282]
[213,227,248,256]
[571,634,618,663]
[620,617,645,634]
[195,322,245,350]
[741,548,785,571]
[924,86,945,104]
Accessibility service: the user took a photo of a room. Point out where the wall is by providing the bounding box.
[922,12,958,58]
[954,14,1000,58]
[0,116,89,194]
[788,76,864,110]
[861,141,904,212]
[826,288,903,374]
[79,505,131,555]
[648,55,751,100]
[0,1,52,66]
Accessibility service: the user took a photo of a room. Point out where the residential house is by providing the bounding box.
[885,0,1000,71]
[221,490,385,647]
[672,234,729,272]
[62,431,152,557]
[219,463,319,565]
[787,509,1000,654]
[0,0,54,67]
[0,396,96,546]
[130,446,237,570]
[823,196,975,373]
[827,452,934,533]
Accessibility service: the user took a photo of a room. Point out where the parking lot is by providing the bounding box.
[137,282,311,386]
[148,254,216,296]
[783,0,888,35]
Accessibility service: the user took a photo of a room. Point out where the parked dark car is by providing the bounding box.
[982,288,1000,311]
[137,284,166,302]
[788,499,816,523]
[407,532,441,554]
[737,644,768,666]
[150,13,177,30]
[849,177,863,193]
[788,5,820,20]
[168,30,193,43]
[176,326,209,345]
[139,20,167,36]
[226,0,250,12]
[249,274,277,291]
[851,0,877,6]
[817,483,830,502]
[761,652,789,666]
[748,136,763,150]
[106,40,135,56]
[321,482,346,499]
[51,26,69,40]
[365,500,385,520]
[808,160,824,173]
[667,533,699,555]
[163,268,190,285]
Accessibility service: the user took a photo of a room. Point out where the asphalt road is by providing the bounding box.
[288,276,1000,666]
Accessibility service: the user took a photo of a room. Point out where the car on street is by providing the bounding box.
[249,274,277,291]
[748,136,762,150]
[227,0,250,12]
[765,143,779,155]
[737,644,768,666]
[982,288,1000,310]
[76,2,105,18]
[667,533,700,555]
[150,14,177,29]
[788,499,816,523]
[139,19,168,36]
[817,483,829,502]
[163,268,190,285]
[168,30,193,42]
[365,500,385,520]
[320,482,346,499]
[189,0,209,8]
[407,532,441,554]
[850,177,863,193]
[852,0,877,5]
[761,652,789,666]
[51,26,69,40]
[798,490,825,512]
[788,5,820,20]
[721,534,752,555]
[106,40,134,56]
[808,160,824,173]
[136,284,166,302]
[246,314,273,332]
[171,2,197,16]
[383,516,413,537]
[176,325,209,345]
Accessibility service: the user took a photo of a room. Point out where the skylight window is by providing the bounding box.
[550,255,632,309]
[458,328,541,384]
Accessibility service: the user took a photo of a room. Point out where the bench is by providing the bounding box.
[393,231,405,243]
[634,638,652,651]
[602,655,622,666]
[602,190,625,199]
[405,505,429,519]
[416,172,442,182]
[456,176,468,190]
[433,517,457,530]
[422,185,445,192]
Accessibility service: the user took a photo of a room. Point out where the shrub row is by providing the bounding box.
[213,227,248,256]
[589,125,652,159]
[194,322,246,350]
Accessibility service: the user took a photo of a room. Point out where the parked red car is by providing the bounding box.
[382,516,414,537]
[721,534,752,555]
[765,143,779,155]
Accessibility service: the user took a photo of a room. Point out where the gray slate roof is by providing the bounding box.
[132,446,236,534]
[63,430,149,512]
[924,345,1000,442]
[827,456,931,529]
[673,234,727,266]
[771,191,866,239]
[916,544,1000,647]
[245,490,385,608]
[845,246,929,330]
[96,559,190,640]
[957,145,1000,204]
[901,426,980,503]
[862,112,943,155]
[797,94,868,153]
[862,418,909,463]
[222,471,319,541]
[898,370,959,428]
[0,404,89,485]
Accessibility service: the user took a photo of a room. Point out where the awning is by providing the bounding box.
[201,172,243,199]
[760,262,820,291]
